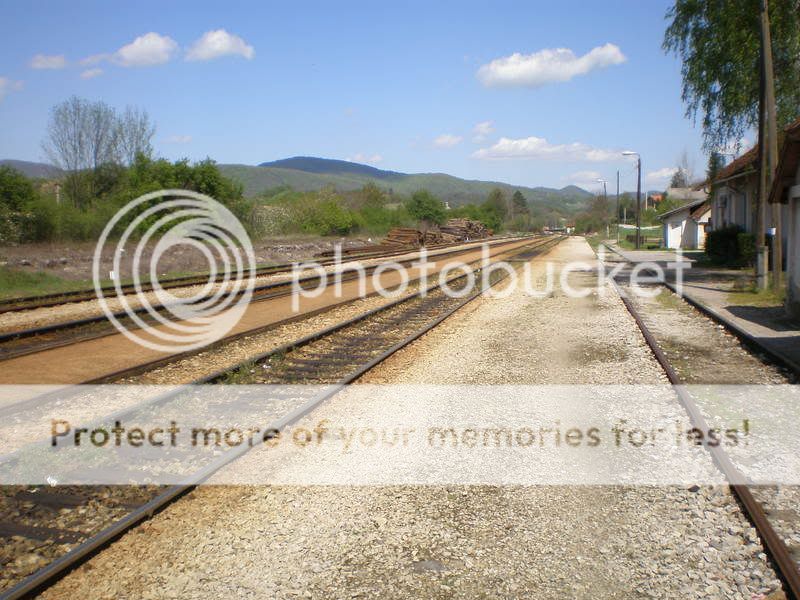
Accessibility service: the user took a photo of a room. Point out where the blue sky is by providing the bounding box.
[0,0,713,193]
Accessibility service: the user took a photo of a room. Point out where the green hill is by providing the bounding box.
[220,157,592,211]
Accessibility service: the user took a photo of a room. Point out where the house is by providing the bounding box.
[768,117,800,318]
[709,147,759,233]
[659,198,711,249]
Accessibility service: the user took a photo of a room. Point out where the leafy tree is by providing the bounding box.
[0,166,38,244]
[511,190,529,215]
[669,168,689,188]
[484,187,508,221]
[663,0,800,150]
[706,151,725,197]
[405,189,446,225]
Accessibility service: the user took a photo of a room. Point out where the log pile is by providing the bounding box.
[383,227,424,247]
[317,219,493,257]
[440,218,491,241]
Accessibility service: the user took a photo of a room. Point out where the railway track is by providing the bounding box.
[0,239,502,315]
[605,253,800,599]
[0,237,530,365]
[0,237,542,386]
[0,236,564,599]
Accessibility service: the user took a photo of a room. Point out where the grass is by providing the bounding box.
[726,281,785,308]
[0,266,94,300]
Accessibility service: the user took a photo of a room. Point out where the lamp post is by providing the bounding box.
[615,170,620,243]
[596,178,608,237]
[623,151,642,249]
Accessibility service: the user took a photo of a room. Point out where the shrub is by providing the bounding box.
[705,225,755,266]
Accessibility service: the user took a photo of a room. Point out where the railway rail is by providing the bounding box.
[0,236,542,386]
[0,236,564,599]
[0,238,503,315]
[0,237,529,364]
[606,254,800,600]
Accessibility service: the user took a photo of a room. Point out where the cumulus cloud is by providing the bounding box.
[165,135,193,144]
[477,43,626,88]
[472,121,494,142]
[112,32,178,67]
[186,30,255,61]
[346,153,383,164]
[473,136,618,162]
[0,77,23,102]
[434,134,463,148]
[80,68,103,80]
[646,167,678,185]
[30,54,67,69]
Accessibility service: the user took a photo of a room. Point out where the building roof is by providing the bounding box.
[768,116,800,204]
[657,197,708,221]
[689,200,711,220]
[713,146,758,183]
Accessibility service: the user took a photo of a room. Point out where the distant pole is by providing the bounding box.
[636,157,642,249]
[616,170,620,243]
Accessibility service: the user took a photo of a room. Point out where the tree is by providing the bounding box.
[663,0,800,150]
[511,190,528,215]
[669,168,689,189]
[706,151,725,197]
[117,106,155,165]
[484,187,508,221]
[42,96,155,206]
[405,189,446,225]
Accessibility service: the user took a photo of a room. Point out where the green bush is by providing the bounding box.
[705,225,755,266]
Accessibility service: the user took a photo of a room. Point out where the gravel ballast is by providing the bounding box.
[38,237,784,599]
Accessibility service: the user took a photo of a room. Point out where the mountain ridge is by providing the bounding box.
[1,156,595,211]
[225,156,593,210]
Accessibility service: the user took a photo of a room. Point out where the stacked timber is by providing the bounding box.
[384,227,424,247]
[439,218,490,241]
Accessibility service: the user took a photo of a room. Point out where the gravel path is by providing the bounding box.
[39,237,783,599]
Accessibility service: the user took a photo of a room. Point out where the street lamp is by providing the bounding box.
[596,178,608,237]
[623,151,642,249]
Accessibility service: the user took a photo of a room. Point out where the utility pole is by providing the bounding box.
[761,0,781,289]
[635,156,642,249]
[616,170,620,244]
[623,151,642,249]
[756,36,768,289]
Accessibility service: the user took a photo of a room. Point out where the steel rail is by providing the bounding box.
[611,277,800,600]
[0,236,532,351]
[0,235,564,600]
[0,236,520,314]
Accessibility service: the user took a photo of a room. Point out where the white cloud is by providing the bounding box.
[0,77,23,102]
[30,54,67,69]
[434,134,463,148]
[113,32,178,67]
[80,53,110,66]
[347,153,382,164]
[472,120,494,142]
[80,68,103,80]
[477,43,626,88]
[165,135,193,144]
[186,29,255,61]
[473,136,618,162]
[646,167,678,184]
